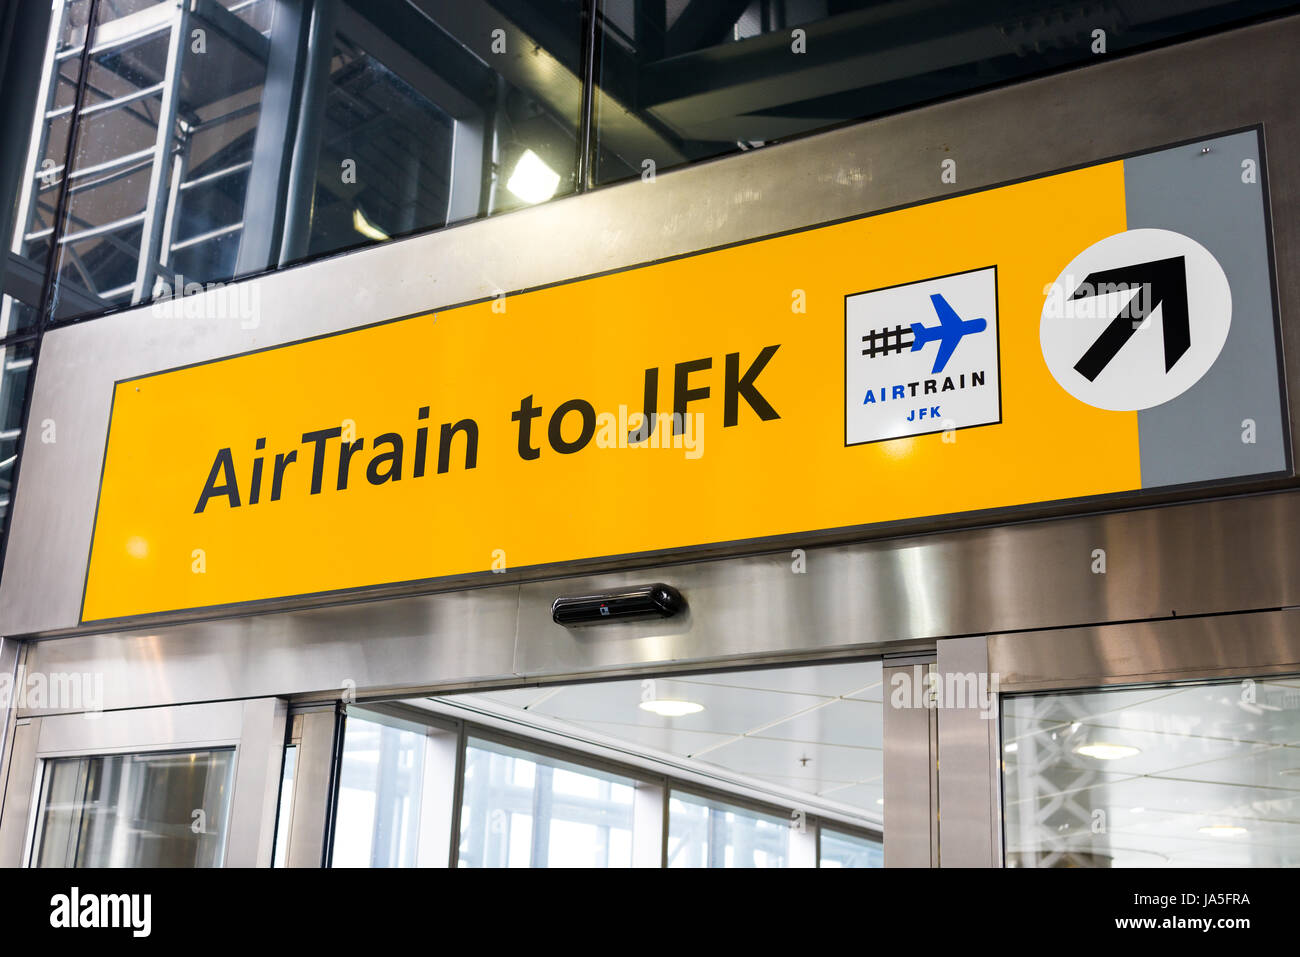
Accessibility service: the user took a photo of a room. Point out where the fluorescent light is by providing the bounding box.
[352,208,389,242]
[1198,825,1247,837]
[1279,768,1300,778]
[876,798,884,806]
[1003,742,1018,753]
[639,699,703,718]
[506,149,561,204]
[1073,742,1140,760]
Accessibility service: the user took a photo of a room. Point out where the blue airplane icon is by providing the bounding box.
[910,293,987,375]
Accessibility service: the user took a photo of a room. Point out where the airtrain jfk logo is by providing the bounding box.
[845,266,1002,445]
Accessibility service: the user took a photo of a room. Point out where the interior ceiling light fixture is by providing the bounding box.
[506,148,561,204]
[1073,742,1141,760]
[1198,825,1248,837]
[638,699,704,718]
[352,208,389,242]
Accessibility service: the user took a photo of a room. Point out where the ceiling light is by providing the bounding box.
[1004,742,1018,753]
[1278,768,1300,778]
[352,208,389,242]
[638,699,703,717]
[876,798,884,806]
[1198,825,1247,837]
[507,149,561,204]
[1073,742,1140,760]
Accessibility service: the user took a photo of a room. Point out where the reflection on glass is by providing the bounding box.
[458,737,635,868]
[272,742,297,868]
[17,0,583,320]
[34,748,236,867]
[819,826,882,868]
[591,0,1297,185]
[1,0,94,329]
[667,792,788,867]
[331,710,426,867]
[1003,676,1300,867]
[46,0,277,320]
[0,339,34,548]
[291,0,583,264]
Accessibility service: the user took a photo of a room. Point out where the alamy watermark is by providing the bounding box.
[889,665,998,719]
[0,666,103,717]
[150,273,260,327]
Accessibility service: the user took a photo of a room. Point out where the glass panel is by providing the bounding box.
[331,710,426,867]
[3,0,96,323]
[48,0,277,320]
[272,742,297,868]
[290,0,585,264]
[0,298,41,340]
[0,338,35,548]
[440,658,884,866]
[591,0,1299,185]
[1003,676,1300,867]
[667,791,789,867]
[819,825,882,868]
[458,737,636,868]
[31,0,584,320]
[33,748,236,867]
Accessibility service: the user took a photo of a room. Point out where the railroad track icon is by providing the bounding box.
[861,324,915,359]
[860,294,987,374]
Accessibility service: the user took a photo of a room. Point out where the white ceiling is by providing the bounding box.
[1003,677,1300,867]
[447,659,885,814]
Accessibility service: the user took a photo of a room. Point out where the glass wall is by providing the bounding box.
[1003,674,1300,867]
[32,748,237,867]
[308,658,885,867]
[666,791,789,868]
[820,825,883,868]
[590,0,1298,184]
[458,737,637,867]
[331,709,428,867]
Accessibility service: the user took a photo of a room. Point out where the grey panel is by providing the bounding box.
[989,607,1300,693]
[3,17,1300,637]
[511,490,1300,680]
[18,587,521,715]
[935,635,1001,867]
[15,488,1300,714]
[284,708,339,868]
[883,660,937,867]
[1129,129,1288,484]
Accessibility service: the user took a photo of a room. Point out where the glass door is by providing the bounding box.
[0,698,286,867]
[1003,675,1300,867]
[32,747,237,867]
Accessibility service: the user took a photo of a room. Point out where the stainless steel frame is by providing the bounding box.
[883,655,938,867]
[988,609,1300,694]
[13,489,1300,716]
[0,692,286,866]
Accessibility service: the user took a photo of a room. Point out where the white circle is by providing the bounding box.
[1040,228,1231,411]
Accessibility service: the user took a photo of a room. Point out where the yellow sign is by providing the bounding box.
[84,159,1145,621]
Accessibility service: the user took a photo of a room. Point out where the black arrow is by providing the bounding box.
[1068,256,1190,382]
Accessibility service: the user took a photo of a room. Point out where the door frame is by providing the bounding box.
[935,608,1300,867]
[0,691,286,866]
